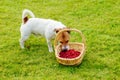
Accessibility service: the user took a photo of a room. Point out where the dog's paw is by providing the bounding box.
[49,49,53,53]
[21,47,25,49]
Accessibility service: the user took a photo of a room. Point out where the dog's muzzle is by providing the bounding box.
[61,45,69,51]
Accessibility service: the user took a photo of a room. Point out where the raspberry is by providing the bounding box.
[59,49,81,58]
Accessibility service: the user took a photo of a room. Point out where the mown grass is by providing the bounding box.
[0,0,120,80]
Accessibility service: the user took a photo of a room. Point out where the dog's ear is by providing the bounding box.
[54,29,59,33]
[67,30,71,34]
[54,28,61,33]
[65,27,71,34]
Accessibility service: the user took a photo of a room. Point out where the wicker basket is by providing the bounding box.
[54,29,86,65]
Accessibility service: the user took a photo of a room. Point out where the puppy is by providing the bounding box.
[19,9,70,52]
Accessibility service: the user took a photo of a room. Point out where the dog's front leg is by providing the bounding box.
[46,39,53,53]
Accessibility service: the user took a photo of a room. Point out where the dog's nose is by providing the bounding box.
[62,46,69,51]
[61,45,69,51]
[62,45,69,51]
[62,48,68,52]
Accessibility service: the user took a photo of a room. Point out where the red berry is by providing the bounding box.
[59,49,81,58]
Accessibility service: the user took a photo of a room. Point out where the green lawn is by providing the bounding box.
[0,0,120,80]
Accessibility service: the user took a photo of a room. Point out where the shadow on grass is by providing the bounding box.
[19,43,48,54]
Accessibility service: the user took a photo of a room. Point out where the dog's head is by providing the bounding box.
[54,28,70,51]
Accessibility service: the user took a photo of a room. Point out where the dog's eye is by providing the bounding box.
[66,40,69,43]
[60,41,63,44]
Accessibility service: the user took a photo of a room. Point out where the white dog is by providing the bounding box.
[19,9,70,52]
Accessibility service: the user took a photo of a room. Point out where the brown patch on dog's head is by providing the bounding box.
[56,29,70,51]
[24,16,28,24]
[54,28,71,34]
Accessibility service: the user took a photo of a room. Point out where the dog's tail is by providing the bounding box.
[22,9,35,24]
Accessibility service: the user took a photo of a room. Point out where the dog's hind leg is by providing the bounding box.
[19,35,29,49]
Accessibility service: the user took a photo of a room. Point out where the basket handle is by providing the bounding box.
[54,28,86,49]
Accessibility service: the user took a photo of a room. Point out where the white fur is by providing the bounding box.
[22,9,35,23]
[19,9,66,52]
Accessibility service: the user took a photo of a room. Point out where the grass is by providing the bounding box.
[0,0,120,80]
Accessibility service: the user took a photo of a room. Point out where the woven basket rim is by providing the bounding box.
[55,42,85,60]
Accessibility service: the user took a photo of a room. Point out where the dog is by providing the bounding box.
[19,9,70,52]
